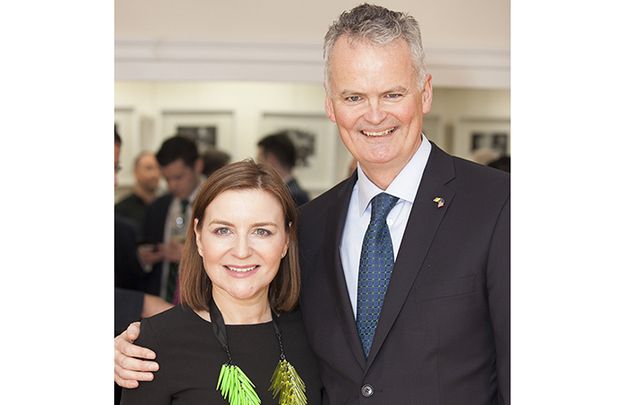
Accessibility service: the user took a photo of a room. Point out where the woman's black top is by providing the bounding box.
[120,305,322,404]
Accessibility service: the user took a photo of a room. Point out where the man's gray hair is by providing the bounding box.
[323,3,427,89]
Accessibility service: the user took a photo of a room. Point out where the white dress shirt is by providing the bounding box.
[159,182,202,299]
[339,136,431,317]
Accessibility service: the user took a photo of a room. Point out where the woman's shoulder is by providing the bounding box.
[141,304,205,337]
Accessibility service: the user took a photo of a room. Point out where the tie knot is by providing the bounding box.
[180,199,189,215]
[370,193,398,222]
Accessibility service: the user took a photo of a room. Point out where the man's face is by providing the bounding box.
[160,159,200,200]
[325,36,432,179]
[135,153,161,192]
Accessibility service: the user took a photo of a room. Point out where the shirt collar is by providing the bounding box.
[356,135,431,215]
[188,179,204,204]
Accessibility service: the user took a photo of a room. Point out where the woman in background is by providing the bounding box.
[121,160,321,405]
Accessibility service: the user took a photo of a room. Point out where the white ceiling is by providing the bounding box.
[115,0,510,88]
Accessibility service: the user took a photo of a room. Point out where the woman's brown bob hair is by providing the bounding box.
[179,159,300,313]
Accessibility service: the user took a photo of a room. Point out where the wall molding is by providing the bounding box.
[115,40,509,89]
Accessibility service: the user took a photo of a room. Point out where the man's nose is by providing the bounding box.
[363,99,387,124]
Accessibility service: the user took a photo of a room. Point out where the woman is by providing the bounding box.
[121,160,321,405]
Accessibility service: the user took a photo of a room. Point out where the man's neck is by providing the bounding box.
[133,184,156,205]
[360,158,411,190]
[360,138,424,190]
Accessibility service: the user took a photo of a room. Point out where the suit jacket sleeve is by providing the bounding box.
[119,318,172,404]
[487,195,510,404]
[114,287,143,336]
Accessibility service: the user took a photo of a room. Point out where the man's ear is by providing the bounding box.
[194,158,204,175]
[325,96,336,123]
[193,219,203,257]
[421,73,433,115]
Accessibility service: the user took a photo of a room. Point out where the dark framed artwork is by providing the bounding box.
[161,110,234,155]
[454,118,510,161]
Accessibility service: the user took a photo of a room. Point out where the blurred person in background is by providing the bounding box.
[487,155,511,173]
[257,132,310,206]
[115,151,161,242]
[201,148,231,177]
[138,135,204,303]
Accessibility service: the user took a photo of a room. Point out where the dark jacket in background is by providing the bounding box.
[287,177,310,206]
[115,193,149,243]
[140,194,173,296]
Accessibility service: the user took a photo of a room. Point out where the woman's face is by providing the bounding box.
[195,188,289,306]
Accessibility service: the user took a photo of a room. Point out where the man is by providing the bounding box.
[257,131,311,206]
[115,5,509,404]
[201,148,231,177]
[115,151,161,242]
[138,135,204,302]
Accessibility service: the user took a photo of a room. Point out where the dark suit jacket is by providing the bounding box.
[298,142,510,405]
[115,216,145,291]
[140,193,173,295]
[114,216,146,337]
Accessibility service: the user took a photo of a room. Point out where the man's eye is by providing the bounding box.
[214,227,231,236]
[385,93,403,99]
[345,95,361,102]
[254,228,272,237]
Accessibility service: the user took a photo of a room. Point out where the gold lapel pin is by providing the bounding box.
[433,197,445,208]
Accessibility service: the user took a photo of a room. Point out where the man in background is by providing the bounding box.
[257,131,310,206]
[138,135,203,303]
[115,151,161,242]
[201,148,231,177]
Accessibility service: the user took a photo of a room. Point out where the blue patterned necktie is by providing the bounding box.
[356,192,399,357]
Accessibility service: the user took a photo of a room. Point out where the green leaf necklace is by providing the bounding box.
[208,298,307,405]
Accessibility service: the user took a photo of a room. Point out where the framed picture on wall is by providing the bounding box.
[259,112,340,191]
[454,117,510,162]
[161,110,234,156]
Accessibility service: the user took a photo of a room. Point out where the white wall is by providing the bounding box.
[115,81,509,198]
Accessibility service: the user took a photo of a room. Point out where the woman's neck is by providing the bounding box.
[206,289,272,325]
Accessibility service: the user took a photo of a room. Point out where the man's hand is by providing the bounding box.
[138,244,164,267]
[164,240,185,263]
[114,322,159,388]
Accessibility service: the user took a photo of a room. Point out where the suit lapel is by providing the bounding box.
[365,143,457,367]
[323,173,368,371]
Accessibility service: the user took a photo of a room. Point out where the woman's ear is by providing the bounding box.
[282,223,291,258]
[194,218,204,257]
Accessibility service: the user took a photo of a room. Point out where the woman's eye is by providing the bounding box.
[254,228,272,237]
[214,227,231,236]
